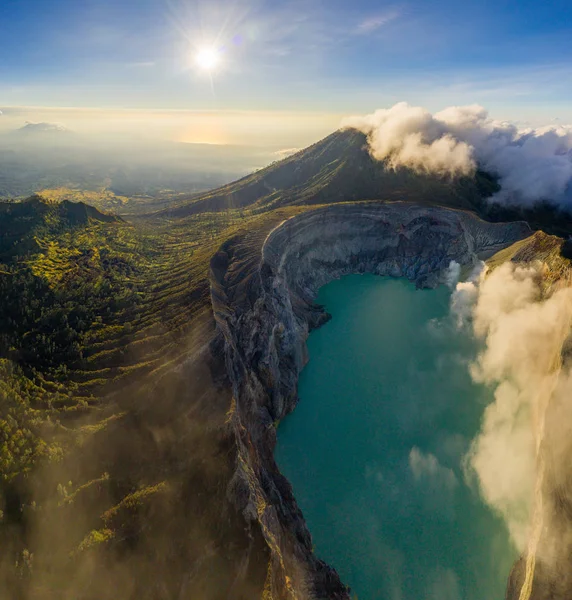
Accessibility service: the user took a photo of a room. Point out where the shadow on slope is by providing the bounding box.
[0,195,120,260]
[155,129,499,218]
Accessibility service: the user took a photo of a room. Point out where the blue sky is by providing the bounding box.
[2,0,572,141]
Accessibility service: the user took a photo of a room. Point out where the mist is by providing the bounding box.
[345,103,572,209]
[0,125,272,200]
[453,261,572,593]
[0,106,343,201]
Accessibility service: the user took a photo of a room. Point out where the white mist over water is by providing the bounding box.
[277,263,572,599]
[276,274,515,600]
[453,261,572,599]
[445,260,462,290]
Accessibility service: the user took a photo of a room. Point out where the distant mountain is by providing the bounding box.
[155,128,500,218]
[16,121,71,135]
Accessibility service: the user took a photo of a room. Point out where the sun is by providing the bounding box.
[195,47,220,71]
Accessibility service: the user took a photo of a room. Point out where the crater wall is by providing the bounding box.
[209,202,531,599]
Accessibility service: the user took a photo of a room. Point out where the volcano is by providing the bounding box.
[156,128,499,218]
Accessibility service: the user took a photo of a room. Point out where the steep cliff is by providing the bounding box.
[210,201,531,598]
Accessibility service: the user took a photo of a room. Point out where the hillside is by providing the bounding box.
[0,195,293,409]
[1,140,571,598]
[154,128,572,238]
[0,194,314,597]
[35,187,191,216]
[0,196,119,259]
[155,128,499,218]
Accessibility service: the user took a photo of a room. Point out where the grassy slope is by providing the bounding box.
[0,194,312,437]
[36,187,191,216]
[0,194,315,597]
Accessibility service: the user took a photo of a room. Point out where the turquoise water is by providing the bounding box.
[275,275,516,600]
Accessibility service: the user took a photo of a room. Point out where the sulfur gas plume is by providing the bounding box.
[452,261,572,596]
[344,103,572,208]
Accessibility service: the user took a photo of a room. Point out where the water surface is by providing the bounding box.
[275,275,515,600]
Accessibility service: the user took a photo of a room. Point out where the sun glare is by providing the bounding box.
[195,47,220,71]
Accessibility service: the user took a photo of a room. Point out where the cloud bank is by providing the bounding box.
[453,261,572,578]
[344,102,572,208]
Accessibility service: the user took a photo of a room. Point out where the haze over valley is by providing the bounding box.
[0,115,308,212]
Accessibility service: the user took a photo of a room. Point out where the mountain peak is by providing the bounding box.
[17,121,71,135]
[155,128,497,219]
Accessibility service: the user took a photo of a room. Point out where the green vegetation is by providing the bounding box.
[0,193,310,594]
[39,187,131,212]
[474,198,572,238]
[0,196,274,398]
[1,133,571,596]
[36,186,196,215]
[75,527,115,553]
[0,359,56,480]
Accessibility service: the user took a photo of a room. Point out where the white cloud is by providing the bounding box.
[450,262,484,328]
[19,121,69,133]
[344,102,572,208]
[356,9,400,35]
[273,147,301,160]
[461,262,572,554]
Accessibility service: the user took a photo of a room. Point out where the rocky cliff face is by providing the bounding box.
[209,202,531,599]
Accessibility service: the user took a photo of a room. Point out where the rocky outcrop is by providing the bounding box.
[209,202,531,599]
